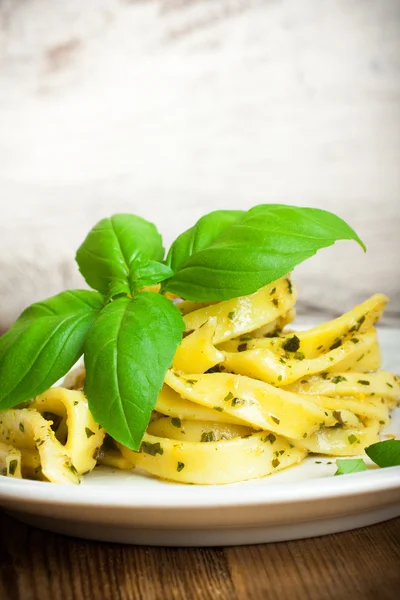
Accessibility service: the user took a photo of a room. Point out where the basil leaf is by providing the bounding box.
[131,260,174,291]
[0,290,104,410]
[164,205,365,301]
[166,210,245,272]
[365,439,400,467]
[334,459,367,475]
[84,292,184,450]
[76,213,164,295]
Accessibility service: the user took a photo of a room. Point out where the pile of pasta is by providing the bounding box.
[1,276,399,485]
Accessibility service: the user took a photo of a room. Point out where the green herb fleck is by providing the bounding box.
[224,392,234,402]
[333,411,344,425]
[272,458,280,468]
[140,441,164,456]
[231,398,246,407]
[201,431,217,443]
[18,423,24,433]
[349,315,365,333]
[294,351,305,361]
[8,460,18,476]
[177,462,185,472]
[270,415,280,425]
[85,427,95,438]
[171,417,182,428]
[238,343,247,352]
[272,298,279,307]
[269,287,276,295]
[350,338,360,344]
[282,335,300,353]
[213,406,224,412]
[262,433,276,444]
[329,339,342,350]
[227,311,235,321]
[357,379,370,386]
[332,376,347,384]
[348,434,358,445]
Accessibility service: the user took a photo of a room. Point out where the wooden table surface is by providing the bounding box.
[0,512,399,600]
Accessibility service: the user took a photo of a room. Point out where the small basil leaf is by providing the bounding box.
[365,439,400,467]
[84,293,185,450]
[131,260,175,291]
[164,205,365,301]
[166,210,245,272]
[334,458,367,476]
[0,290,104,410]
[76,213,164,295]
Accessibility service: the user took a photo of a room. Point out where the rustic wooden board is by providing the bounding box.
[0,512,399,600]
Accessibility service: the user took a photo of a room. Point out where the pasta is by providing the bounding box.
[0,277,399,485]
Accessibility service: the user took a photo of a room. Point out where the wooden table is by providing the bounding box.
[0,512,399,600]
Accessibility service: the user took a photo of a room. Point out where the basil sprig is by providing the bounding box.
[335,440,400,475]
[164,205,365,300]
[84,293,183,449]
[0,205,365,449]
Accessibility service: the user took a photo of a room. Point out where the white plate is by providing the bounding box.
[1,328,399,546]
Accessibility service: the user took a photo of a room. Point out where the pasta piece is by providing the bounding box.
[147,417,255,442]
[177,300,217,316]
[173,318,224,373]
[0,442,22,478]
[0,409,79,483]
[165,370,353,439]
[183,277,296,344]
[31,387,105,475]
[222,329,379,387]
[296,420,381,456]
[227,294,387,354]
[97,448,133,470]
[118,432,306,484]
[156,385,249,426]
[250,308,296,338]
[285,371,400,410]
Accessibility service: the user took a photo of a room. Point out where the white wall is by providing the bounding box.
[0,0,399,328]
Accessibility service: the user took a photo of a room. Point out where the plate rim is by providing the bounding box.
[1,465,399,510]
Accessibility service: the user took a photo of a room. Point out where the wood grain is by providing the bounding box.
[0,512,399,600]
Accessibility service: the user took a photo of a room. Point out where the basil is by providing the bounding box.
[0,290,104,410]
[166,210,245,272]
[335,459,367,475]
[84,293,184,449]
[334,440,400,476]
[365,440,400,467]
[76,213,164,296]
[164,205,365,301]
[0,205,366,449]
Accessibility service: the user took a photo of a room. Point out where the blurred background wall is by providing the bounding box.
[0,0,399,330]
